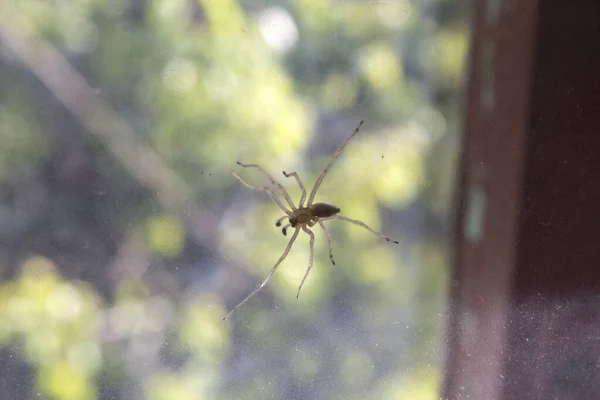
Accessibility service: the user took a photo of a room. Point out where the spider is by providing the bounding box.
[203,120,399,320]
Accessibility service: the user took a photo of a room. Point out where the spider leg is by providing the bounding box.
[237,162,297,210]
[328,215,399,244]
[318,221,335,266]
[297,226,315,299]
[307,120,364,206]
[223,227,301,320]
[201,169,290,215]
[283,171,307,207]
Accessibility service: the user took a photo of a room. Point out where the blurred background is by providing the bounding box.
[0,1,469,399]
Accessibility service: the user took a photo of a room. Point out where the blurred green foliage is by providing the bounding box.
[0,257,102,399]
[0,98,48,183]
[0,0,469,399]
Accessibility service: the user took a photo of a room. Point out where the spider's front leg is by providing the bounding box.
[237,162,297,210]
[201,169,291,215]
[283,170,307,207]
[307,120,364,206]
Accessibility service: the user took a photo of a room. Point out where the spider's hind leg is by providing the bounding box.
[297,226,315,299]
[223,227,301,320]
[318,221,335,266]
[331,215,400,244]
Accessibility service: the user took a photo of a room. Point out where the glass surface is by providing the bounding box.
[0,1,469,399]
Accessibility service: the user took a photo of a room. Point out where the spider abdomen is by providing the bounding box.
[310,203,341,219]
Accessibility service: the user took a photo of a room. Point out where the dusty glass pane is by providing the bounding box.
[0,0,469,399]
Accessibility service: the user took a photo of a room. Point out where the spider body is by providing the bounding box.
[281,203,341,235]
[205,120,400,320]
[306,202,341,221]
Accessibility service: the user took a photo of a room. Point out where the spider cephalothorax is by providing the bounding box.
[203,120,400,320]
